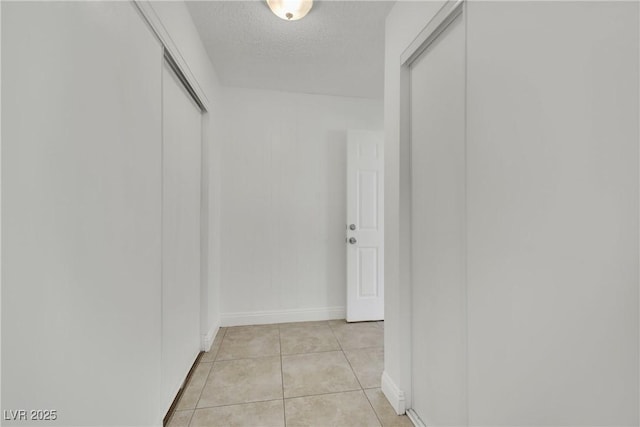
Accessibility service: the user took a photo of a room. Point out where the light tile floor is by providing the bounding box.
[167,320,412,427]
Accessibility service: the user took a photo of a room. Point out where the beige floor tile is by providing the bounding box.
[282,351,360,398]
[285,390,381,427]
[190,400,285,427]
[365,389,414,427]
[279,324,340,355]
[330,321,383,350]
[278,320,329,329]
[327,319,348,327]
[198,356,282,408]
[213,327,227,345]
[189,362,214,389]
[200,328,227,363]
[175,362,213,410]
[176,384,203,411]
[344,347,384,389]
[216,325,280,360]
[226,324,279,333]
[199,350,216,363]
[166,410,193,427]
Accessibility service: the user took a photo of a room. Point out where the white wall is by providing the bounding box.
[384,0,639,425]
[465,2,638,425]
[219,87,383,325]
[2,3,163,425]
[2,1,224,425]
[383,0,445,413]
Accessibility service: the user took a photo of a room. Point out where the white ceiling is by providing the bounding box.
[186,1,394,99]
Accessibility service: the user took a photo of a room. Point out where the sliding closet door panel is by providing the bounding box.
[161,61,202,413]
[409,13,466,426]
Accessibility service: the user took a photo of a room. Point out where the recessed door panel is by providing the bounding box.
[358,247,379,297]
[358,170,379,230]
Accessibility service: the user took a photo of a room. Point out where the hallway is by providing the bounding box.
[166,321,409,427]
[3,1,639,425]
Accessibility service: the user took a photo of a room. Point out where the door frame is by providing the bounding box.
[396,0,466,425]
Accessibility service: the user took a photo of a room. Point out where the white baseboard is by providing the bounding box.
[201,321,220,352]
[220,306,345,327]
[381,370,406,415]
[406,409,425,427]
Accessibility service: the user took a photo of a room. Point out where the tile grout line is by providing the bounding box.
[278,323,287,427]
[284,388,366,402]
[171,352,216,419]
[328,321,384,427]
[327,321,365,390]
[341,341,366,391]
[185,409,195,427]
[282,347,345,357]
[216,346,347,362]
[327,321,345,352]
[171,328,227,426]
[187,327,227,421]
[214,353,282,363]
[212,326,228,363]
[189,389,383,414]
[186,398,286,411]
[363,388,385,427]
[192,387,386,413]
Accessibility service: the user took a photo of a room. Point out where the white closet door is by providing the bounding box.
[409,12,467,426]
[161,60,202,413]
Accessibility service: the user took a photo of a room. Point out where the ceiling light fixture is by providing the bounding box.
[266,0,313,21]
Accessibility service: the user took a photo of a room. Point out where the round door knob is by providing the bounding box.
[349,224,356,231]
[349,237,357,244]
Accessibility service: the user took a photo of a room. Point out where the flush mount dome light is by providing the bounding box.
[267,0,313,21]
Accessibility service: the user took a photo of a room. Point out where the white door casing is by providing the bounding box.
[346,130,384,322]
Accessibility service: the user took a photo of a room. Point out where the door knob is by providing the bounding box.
[349,237,357,244]
[349,224,356,230]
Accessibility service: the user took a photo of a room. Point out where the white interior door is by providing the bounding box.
[409,11,467,426]
[346,130,384,322]
[161,59,202,413]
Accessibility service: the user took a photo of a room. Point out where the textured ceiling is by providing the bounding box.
[186,1,394,99]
